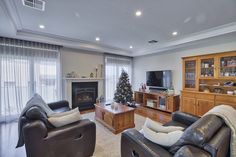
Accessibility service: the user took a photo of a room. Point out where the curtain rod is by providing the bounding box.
[0,43,60,52]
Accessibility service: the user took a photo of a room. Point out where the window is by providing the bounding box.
[0,37,61,122]
[105,56,132,101]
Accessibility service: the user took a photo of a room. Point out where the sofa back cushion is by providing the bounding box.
[25,106,53,128]
[169,114,224,154]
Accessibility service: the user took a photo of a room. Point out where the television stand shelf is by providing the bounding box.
[134,91,180,113]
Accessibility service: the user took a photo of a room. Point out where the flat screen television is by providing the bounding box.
[146,70,172,88]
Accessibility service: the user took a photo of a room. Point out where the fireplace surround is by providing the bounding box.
[72,82,98,110]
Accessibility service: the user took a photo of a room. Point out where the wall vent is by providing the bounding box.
[148,40,158,44]
[22,0,45,11]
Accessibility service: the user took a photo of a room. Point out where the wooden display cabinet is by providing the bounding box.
[181,51,236,116]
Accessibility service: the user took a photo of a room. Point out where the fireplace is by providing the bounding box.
[72,82,98,110]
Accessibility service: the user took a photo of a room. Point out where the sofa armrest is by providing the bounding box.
[121,129,172,157]
[46,119,95,140]
[174,145,211,157]
[45,119,96,157]
[48,100,70,110]
[172,111,200,126]
[204,126,230,157]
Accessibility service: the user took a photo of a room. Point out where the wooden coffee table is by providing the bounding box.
[94,103,135,134]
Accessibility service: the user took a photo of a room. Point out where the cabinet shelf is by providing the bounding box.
[134,91,180,113]
[199,84,236,88]
[221,65,236,68]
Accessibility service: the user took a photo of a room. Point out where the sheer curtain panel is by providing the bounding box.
[105,55,132,101]
[0,37,61,122]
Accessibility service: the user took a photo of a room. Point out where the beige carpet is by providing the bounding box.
[82,112,146,157]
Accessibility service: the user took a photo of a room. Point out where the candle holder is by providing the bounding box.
[95,67,98,78]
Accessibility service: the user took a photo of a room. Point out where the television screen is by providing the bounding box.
[146,70,172,88]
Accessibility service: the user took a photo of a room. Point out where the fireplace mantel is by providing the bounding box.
[63,77,104,81]
[63,78,104,108]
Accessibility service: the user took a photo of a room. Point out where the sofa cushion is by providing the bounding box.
[169,114,224,154]
[48,110,81,127]
[143,125,184,147]
[51,106,70,113]
[144,118,184,133]
[164,121,189,129]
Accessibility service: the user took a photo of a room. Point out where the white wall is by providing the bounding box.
[61,48,105,99]
[61,48,104,78]
[133,39,236,94]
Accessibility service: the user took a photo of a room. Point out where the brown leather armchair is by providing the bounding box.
[19,101,96,157]
[121,111,231,157]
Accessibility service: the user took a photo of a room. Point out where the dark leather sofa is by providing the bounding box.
[20,100,96,157]
[121,111,231,157]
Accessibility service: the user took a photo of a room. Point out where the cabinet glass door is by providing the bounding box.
[184,60,197,89]
[219,56,236,77]
[200,58,215,78]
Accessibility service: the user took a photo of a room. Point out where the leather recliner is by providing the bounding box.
[121,111,231,157]
[20,100,96,157]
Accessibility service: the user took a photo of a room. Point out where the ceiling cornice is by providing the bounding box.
[16,29,132,56]
[134,22,236,56]
[1,0,133,56]
[2,0,236,57]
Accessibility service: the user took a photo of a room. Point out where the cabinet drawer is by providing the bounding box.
[195,93,214,100]
[181,92,195,98]
[215,95,236,104]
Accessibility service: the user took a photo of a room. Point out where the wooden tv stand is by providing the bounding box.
[134,91,180,113]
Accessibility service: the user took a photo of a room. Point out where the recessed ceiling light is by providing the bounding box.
[135,10,142,17]
[172,31,178,36]
[39,24,45,29]
[75,12,80,18]
[95,37,100,41]
[129,45,133,49]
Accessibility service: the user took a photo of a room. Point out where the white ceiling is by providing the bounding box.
[0,0,236,56]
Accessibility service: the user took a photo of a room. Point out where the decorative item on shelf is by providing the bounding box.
[214,88,223,94]
[213,82,220,86]
[139,83,146,92]
[111,102,119,110]
[203,87,210,93]
[141,83,147,92]
[167,84,175,95]
[81,76,87,78]
[224,81,234,86]
[95,66,98,78]
[146,99,156,108]
[127,101,137,108]
[96,95,105,103]
[234,90,236,95]
[100,64,103,78]
[90,72,94,78]
[114,69,133,104]
[227,59,236,66]
[227,91,234,95]
[66,71,77,78]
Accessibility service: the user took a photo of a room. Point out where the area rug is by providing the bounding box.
[82,112,146,157]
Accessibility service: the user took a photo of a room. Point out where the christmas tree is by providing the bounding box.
[114,69,133,104]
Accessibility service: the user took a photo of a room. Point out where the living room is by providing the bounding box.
[0,0,236,157]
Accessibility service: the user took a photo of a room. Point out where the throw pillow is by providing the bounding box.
[48,110,81,127]
[144,118,184,133]
[48,107,79,117]
[143,125,184,147]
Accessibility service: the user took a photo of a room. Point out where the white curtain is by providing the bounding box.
[105,55,132,101]
[0,37,61,122]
